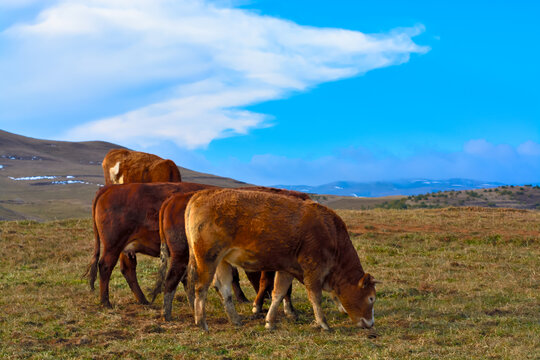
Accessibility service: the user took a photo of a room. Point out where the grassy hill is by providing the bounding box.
[2,129,540,221]
[0,130,248,221]
[0,207,538,358]
[0,130,411,220]
[377,185,540,210]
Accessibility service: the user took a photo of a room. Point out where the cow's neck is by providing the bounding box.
[327,233,365,294]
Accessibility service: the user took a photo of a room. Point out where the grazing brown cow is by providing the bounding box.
[185,189,378,331]
[156,187,309,321]
[102,149,181,185]
[88,182,307,308]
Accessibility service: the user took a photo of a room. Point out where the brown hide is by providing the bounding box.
[102,149,181,185]
[89,182,212,307]
[88,181,308,309]
[185,189,377,331]
[158,186,308,320]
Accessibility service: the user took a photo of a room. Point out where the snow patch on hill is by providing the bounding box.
[10,176,57,180]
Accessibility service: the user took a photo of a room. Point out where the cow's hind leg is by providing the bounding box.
[231,267,249,303]
[162,253,188,321]
[283,283,296,318]
[188,256,216,331]
[245,270,261,293]
[265,271,294,330]
[252,271,273,314]
[304,278,330,331]
[214,262,242,326]
[98,252,121,308]
[119,252,149,305]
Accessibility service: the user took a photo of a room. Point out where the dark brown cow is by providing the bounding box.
[102,149,181,185]
[88,182,218,307]
[156,187,309,321]
[185,189,378,331]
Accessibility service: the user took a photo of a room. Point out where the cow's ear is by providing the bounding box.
[358,273,381,288]
[358,273,372,288]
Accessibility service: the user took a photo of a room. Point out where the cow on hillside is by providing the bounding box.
[102,149,181,185]
[185,189,378,331]
[155,187,309,321]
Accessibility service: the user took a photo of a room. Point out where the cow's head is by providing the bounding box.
[340,273,379,328]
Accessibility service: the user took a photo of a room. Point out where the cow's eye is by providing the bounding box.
[368,296,375,303]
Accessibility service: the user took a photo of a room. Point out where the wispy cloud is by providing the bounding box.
[206,139,540,185]
[0,0,428,148]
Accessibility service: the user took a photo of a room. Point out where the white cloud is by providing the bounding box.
[0,0,428,148]
[517,140,540,156]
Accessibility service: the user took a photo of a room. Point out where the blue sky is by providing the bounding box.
[0,0,538,186]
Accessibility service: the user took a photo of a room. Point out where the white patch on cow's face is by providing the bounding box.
[357,316,374,328]
[109,161,121,183]
[118,175,124,184]
[356,305,375,328]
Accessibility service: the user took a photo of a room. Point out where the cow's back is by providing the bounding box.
[95,182,213,235]
[186,189,340,275]
[102,149,181,184]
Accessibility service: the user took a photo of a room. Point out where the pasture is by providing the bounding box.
[0,207,538,359]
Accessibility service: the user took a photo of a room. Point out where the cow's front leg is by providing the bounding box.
[305,279,330,331]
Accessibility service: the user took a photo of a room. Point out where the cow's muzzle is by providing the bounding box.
[357,318,374,329]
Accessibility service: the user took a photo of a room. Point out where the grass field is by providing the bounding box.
[0,208,539,359]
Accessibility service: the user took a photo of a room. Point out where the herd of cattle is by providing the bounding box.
[88,149,378,331]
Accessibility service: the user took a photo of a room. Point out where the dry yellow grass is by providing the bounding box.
[0,208,539,359]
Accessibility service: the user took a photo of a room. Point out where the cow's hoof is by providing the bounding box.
[101,301,113,309]
[284,310,297,319]
[320,324,332,332]
[235,295,250,303]
[250,312,264,319]
[229,315,243,327]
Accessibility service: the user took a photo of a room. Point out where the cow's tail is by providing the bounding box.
[85,188,104,290]
[150,203,170,303]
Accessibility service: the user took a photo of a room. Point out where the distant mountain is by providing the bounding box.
[274,179,505,197]
[2,129,536,221]
[0,129,248,221]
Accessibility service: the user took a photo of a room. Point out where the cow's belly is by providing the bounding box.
[224,248,262,271]
[223,248,297,273]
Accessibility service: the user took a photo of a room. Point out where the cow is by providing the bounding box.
[87,182,235,307]
[185,189,378,331]
[102,149,181,185]
[87,182,308,309]
[156,187,309,321]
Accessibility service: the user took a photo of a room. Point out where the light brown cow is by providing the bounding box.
[102,149,181,185]
[185,189,378,331]
[156,187,309,321]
